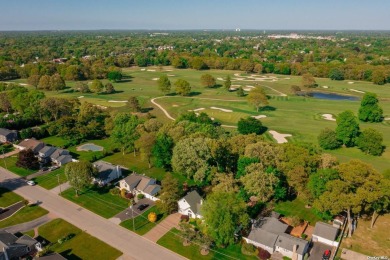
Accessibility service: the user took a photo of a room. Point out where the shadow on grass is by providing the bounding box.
[60,249,82,260]
[259,105,276,111]
[189,91,202,96]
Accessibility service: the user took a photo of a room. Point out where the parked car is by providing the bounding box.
[137,204,149,211]
[26,180,36,186]
[322,249,331,260]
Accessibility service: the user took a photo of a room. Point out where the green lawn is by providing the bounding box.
[120,206,165,235]
[37,218,122,260]
[274,198,323,225]
[61,185,129,218]
[33,168,67,190]
[0,187,23,207]
[2,156,37,177]
[0,204,48,228]
[157,228,258,260]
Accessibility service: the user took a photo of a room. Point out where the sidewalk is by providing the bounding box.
[0,149,19,159]
[143,213,181,242]
[50,181,71,194]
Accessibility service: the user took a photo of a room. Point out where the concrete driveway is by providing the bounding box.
[112,198,155,222]
[309,242,333,260]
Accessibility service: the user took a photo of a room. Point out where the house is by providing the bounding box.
[0,230,41,259]
[50,148,72,166]
[92,161,122,186]
[14,138,44,153]
[38,146,56,163]
[119,173,161,201]
[312,222,339,246]
[178,191,203,219]
[244,216,309,260]
[0,128,18,143]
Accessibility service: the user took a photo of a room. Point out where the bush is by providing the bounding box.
[258,247,271,260]
[120,189,127,198]
[109,187,120,195]
[241,241,257,256]
[318,128,342,150]
[301,233,308,240]
[137,193,145,199]
[125,193,134,199]
[180,215,189,222]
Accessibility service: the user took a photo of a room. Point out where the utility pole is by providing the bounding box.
[131,205,135,231]
[1,148,7,169]
[57,174,62,195]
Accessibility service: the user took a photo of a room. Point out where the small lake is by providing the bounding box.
[309,92,359,101]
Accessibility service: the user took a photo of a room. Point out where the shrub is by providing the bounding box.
[148,212,157,223]
[137,193,145,199]
[120,188,127,198]
[258,247,271,260]
[180,215,189,222]
[301,234,308,240]
[109,187,120,196]
[125,193,134,199]
[241,241,257,256]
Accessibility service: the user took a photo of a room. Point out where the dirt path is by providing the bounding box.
[143,213,181,242]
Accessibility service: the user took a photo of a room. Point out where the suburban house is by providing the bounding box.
[312,222,339,246]
[0,128,18,143]
[178,190,203,219]
[0,230,42,259]
[14,138,45,153]
[119,173,161,201]
[92,161,122,186]
[244,216,309,260]
[38,146,56,163]
[50,148,72,166]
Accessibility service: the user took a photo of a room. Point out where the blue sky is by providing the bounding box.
[0,0,389,30]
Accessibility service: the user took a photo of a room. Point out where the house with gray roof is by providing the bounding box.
[119,173,160,201]
[0,128,18,143]
[312,222,339,246]
[178,191,203,219]
[38,146,56,163]
[0,230,41,260]
[92,160,122,186]
[50,148,72,166]
[14,138,44,153]
[244,216,309,260]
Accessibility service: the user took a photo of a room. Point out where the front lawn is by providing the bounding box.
[120,206,165,235]
[37,218,122,259]
[0,204,48,228]
[61,185,129,218]
[33,168,67,190]
[274,197,323,225]
[3,156,37,177]
[157,228,258,260]
[0,187,23,207]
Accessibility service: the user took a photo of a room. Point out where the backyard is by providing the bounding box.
[274,197,324,225]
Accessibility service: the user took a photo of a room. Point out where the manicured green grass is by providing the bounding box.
[37,218,122,260]
[33,168,67,190]
[0,187,23,207]
[274,198,323,225]
[157,228,258,260]
[120,206,165,235]
[61,185,129,218]
[2,156,37,177]
[0,204,48,228]
[23,230,35,238]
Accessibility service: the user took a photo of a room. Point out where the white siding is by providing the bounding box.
[312,235,334,246]
[243,237,274,254]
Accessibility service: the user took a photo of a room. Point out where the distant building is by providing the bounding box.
[178,191,203,219]
[0,128,18,143]
[92,161,122,186]
[119,173,160,201]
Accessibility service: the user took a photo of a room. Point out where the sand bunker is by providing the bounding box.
[243,88,253,91]
[167,74,175,76]
[350,89,365,93]
[322,114,336,121]
[147,69,156,72]
[217,77,225,81]
[189,108,205,112]
[108,100,128,103]
[210,107,233,113]
[251,115,267,119]
[140,68,146,71]
[234,78,245,80]
[269,130,292,144]
[348,82,354,84]
[152,78,159,81]
[165,69,173,71]
[322,86,329,89]
[172,105,179,107]
[246,85,255,88]
[384,117,390,121]
[234,73,241,77]
[78,96,84,99]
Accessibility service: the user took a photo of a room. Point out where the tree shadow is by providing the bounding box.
[141,107,154,113]
[260,106,276,111]
[60,249,82,260]
[189,91,202,96]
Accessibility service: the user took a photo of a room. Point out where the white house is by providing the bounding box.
[92,161,122,186]
[244,216,309,260]
[178,191,203,219]
[312,222,339,246]
[119,173,160,201]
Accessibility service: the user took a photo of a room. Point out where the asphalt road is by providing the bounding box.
[0,167,184,260]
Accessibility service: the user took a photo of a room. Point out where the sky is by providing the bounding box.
[0,0,389,31]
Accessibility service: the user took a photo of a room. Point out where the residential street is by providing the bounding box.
[0,167,184,260]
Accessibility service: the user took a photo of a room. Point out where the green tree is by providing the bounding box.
[90,79,104,93]
[358,92,383,122]
[16,149,39,170]
[224,75,231,91]
[50,74,66,91]
[200,74,216,88]
[247,87,268,112]
[65,161,95,196]
[38,75,51,90]
[357,128,384,156]
[27,74,40,89]
[236,157,260,179]
[329,68,344,80]
[301,73,317,88]
[135,132,156,168]
[202,191,249,247]
[107,70,122,82]
[237,117,266,135]
[335,110,360,147]
[307,169,339,200]
[157,75,171,94]
[318,128,342,150]
[236,86,245,97]
[105,82,115,93]
[127,96,141,112]
[152,133,174,170]
[157,173,180,214]
[111,113,142,155]
[174,79,191,96]
[75,82,90,93]
[314,160,382,237]
[371,69,386,85]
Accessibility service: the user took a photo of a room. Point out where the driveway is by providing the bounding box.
[0,167,184,260]
[112,198,155,222]
[0,213,55,233]
[0,201,25,220]
[309,242,333,260]
[144,213,181,242]
[0,149,19,159]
